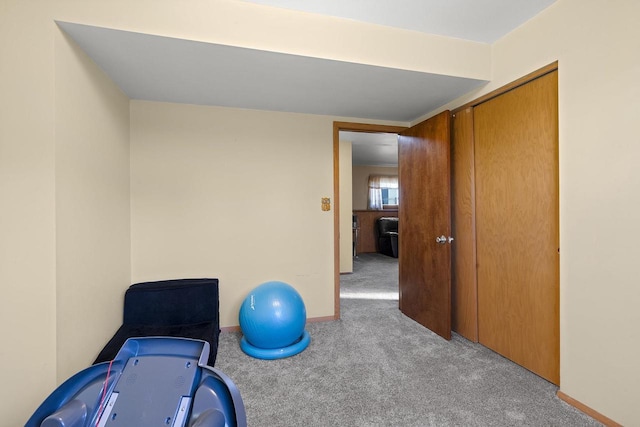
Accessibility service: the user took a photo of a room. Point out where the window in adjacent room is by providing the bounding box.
[381,187,399,206]
[368,175,399,210]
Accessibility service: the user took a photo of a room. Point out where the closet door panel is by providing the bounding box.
[474,71,559,384]
[451,107,478,342]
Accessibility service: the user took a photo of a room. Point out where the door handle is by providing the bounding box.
[436,235,454,245]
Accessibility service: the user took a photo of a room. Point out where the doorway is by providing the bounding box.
[340,131,400,302]
[333,113,454,341]
[332,122,406,319]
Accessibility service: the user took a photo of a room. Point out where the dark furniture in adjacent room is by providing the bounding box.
[377,217,399,258]
[94,278,220,367]
[352,210,398,254]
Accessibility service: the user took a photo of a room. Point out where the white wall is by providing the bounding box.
[427,1,640,424]
[339,141,353,273]
[54,29,131,382]
[352,165,399,210]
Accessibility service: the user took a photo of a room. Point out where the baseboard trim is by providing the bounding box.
[307,315,338,323]
[557,390,621,426]
[220,314,337,333]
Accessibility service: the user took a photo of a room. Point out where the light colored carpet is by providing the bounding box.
[215,253,600,426]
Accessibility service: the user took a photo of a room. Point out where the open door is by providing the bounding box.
[398,110,452,340]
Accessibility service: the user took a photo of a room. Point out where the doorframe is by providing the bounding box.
[332,122,408,319]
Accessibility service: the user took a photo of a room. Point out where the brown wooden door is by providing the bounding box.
[474,71,559,384]
[398,110,452,340]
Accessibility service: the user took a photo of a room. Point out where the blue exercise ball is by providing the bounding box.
[239,281,307,350]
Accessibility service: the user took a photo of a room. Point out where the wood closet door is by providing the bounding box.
[474,71,559,384]
[451,107,478,342]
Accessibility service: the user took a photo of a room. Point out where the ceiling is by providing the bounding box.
[57,0,556,166]
[239,0,556,44]
[342,132,399,167]
[58,22,486,123]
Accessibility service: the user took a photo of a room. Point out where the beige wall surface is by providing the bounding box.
[339,141,353,273]
[352,165,399,210]
[427,1,640,424]
[0,3,58,423]
[1,4,132,422]
[130,101,336,328]
[54,29,131,382]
